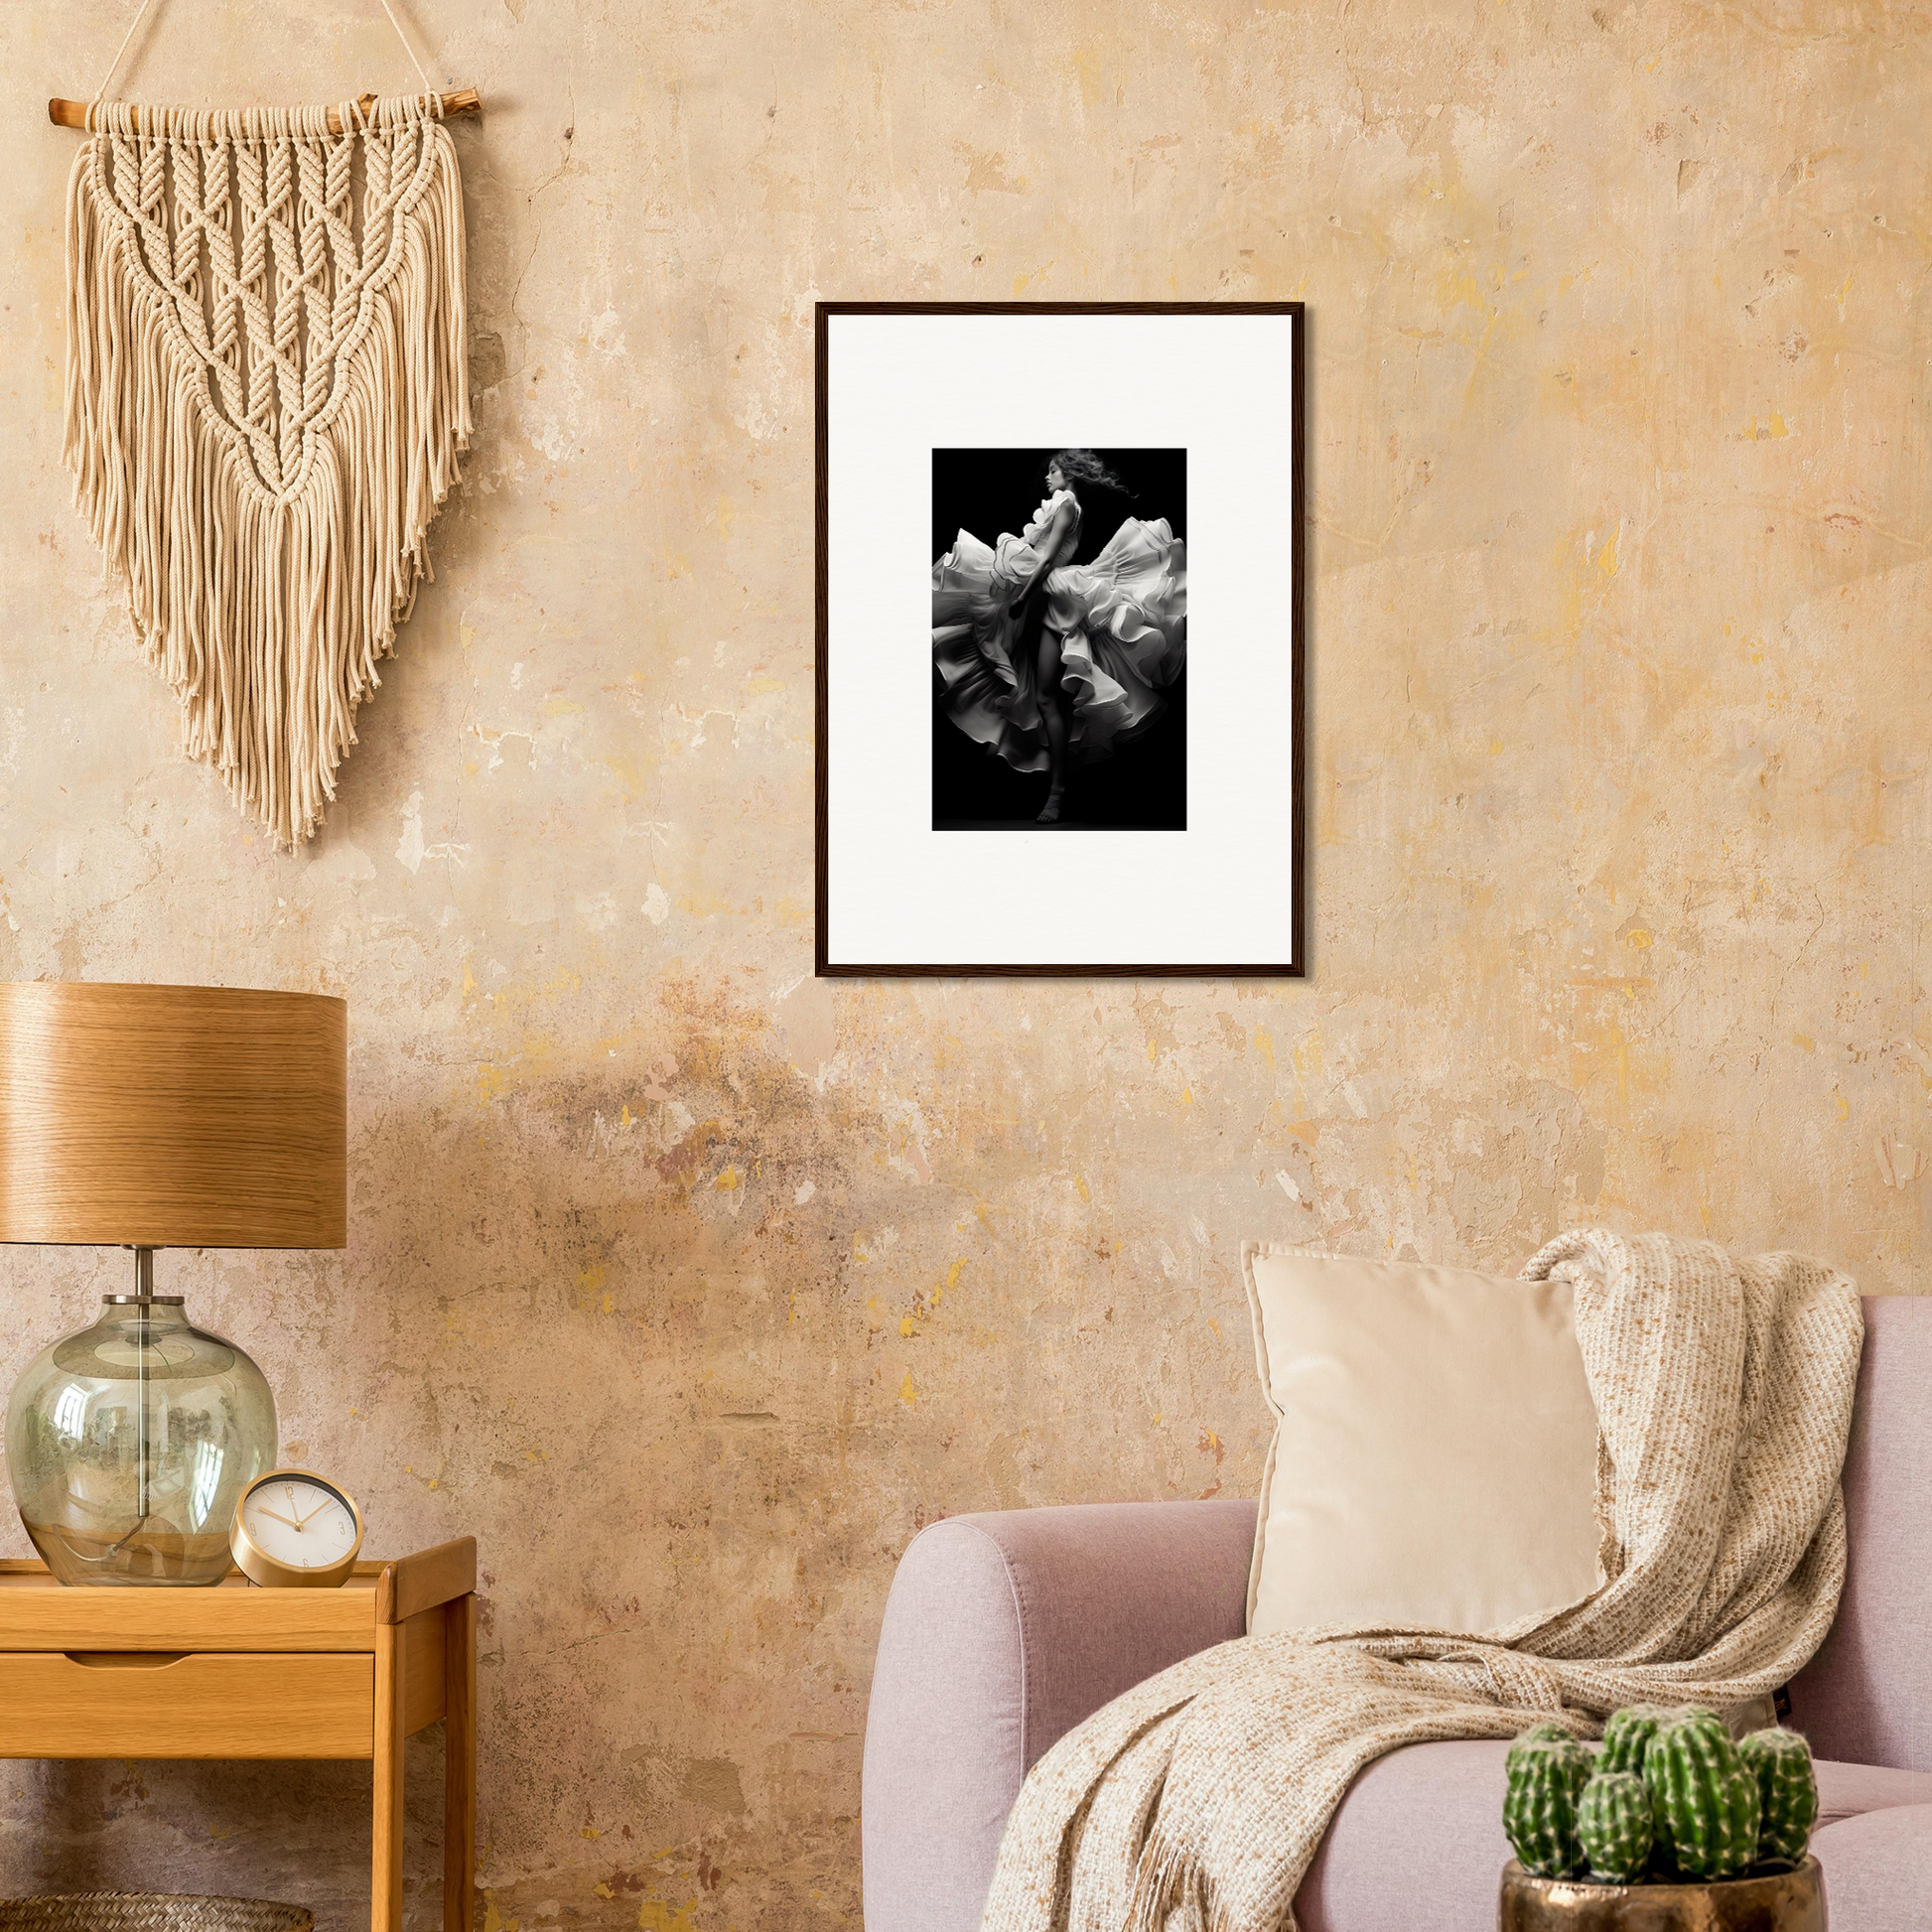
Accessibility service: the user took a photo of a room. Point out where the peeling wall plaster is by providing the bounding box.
[1,2,1928,1928]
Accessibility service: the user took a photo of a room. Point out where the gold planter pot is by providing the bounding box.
[1499,1858,1825,1932]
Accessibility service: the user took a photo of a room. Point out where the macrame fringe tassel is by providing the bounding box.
[63,122,471,848]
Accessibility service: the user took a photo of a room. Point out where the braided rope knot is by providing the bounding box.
[87,97,448,497]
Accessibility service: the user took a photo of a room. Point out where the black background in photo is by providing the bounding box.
[932,448,1186,831]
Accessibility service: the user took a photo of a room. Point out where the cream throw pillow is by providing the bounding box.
[1245,1244,1602,1640]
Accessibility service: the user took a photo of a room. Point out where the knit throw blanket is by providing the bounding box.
[980,1230,1863,1932]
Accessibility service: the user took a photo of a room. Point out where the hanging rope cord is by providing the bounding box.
[88,0,439,126]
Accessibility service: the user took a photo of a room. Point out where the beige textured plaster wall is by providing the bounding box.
[0,0,1927,1926]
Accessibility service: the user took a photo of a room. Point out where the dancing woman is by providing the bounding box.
[932,450,1187,823]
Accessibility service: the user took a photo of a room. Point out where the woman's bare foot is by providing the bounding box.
[1036,789,1064,824]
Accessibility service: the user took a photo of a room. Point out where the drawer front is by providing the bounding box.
[0,1651,373,1758]
[0,1579,377,1652]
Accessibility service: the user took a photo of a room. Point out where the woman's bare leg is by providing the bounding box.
[1035,625,1068,822]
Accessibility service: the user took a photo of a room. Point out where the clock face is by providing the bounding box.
[240,1475,358,1572]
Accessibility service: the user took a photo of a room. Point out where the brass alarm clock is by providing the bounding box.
[230,1468,364,1587]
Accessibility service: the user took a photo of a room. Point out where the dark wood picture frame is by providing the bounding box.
[815,300,1305,978]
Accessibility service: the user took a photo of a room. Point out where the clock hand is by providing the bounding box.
[256,1505,304,1530]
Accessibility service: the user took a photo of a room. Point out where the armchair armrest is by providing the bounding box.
[861,1498,1255,1932]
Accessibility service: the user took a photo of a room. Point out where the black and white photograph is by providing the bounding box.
[817,302,1303,976]
[932,448,1186,831]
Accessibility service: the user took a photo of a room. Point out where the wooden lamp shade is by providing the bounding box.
[0,983,346,1249]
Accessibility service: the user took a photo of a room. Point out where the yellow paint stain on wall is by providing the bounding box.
[1254,1026,1274,1071]
[1792,1034,1815,1052]
[1073,1174,1090,1201]
[714,1167,742,1191]
[594,751,658,803]
[1568,1006,1636,1114]
[1071,44,1104,112]
[1625,929,1652,949]
[898,1370,919,1406]
[636,1902,699,1932]
[480,968,584,1017]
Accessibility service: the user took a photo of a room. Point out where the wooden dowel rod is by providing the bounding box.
[48,86,481,133]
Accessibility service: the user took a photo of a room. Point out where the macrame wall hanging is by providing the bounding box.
[54,0,479,847]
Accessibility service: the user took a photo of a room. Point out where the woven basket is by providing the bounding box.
[0,1899,311,1932]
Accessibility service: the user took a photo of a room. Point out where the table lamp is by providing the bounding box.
[0,983,345,1586]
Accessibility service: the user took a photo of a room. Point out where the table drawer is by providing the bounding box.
[0,1650,373,1758]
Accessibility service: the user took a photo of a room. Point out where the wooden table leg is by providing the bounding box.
[373,1619,406,1932]
[444,1593,477,1932]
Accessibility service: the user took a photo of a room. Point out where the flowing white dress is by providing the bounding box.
[932,487,1187,774]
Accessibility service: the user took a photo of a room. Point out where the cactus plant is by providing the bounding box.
[1503,1731,1593,1878]
[1739,1727,1819,1864]
[1646,1709,1762,1879]
[1576,1770,1655,1882]
[1501,1707,1820,1889]
[1596,1704,1680,1778]
[1506,1720,1577,1764]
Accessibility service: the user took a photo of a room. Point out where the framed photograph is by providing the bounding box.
[815,302,1304,976]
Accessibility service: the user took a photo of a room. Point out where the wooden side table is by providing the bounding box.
[0,1537,478,1932]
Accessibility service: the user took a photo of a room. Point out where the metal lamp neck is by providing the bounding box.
[116,1244,169,1305]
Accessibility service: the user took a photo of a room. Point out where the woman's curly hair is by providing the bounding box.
[1045,449,1134,495]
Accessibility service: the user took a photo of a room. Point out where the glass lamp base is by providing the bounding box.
[5,1287,277,1587]
[19,1521,240,1587]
